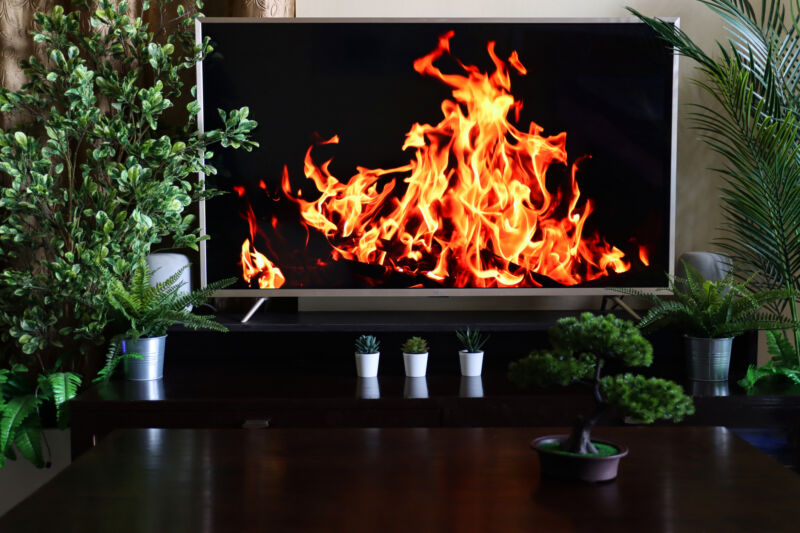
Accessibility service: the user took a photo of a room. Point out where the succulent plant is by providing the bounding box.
[456,328,489,353]
[401,336,429,354]
[354,335,381,354]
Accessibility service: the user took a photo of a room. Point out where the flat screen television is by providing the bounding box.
[197,18,677,296]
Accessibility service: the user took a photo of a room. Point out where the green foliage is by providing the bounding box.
[508,313,693,454]
[401,336,429,354]
[508,350,595,388]
[354,335,380,355]
[737,330,800,393]
[0,0,256,467]
[630,0,800,388]
[455,328,489,353]
[107,258,233,339]
[629,262,795,338]
[601,374,695,424]
[549,312,653,367]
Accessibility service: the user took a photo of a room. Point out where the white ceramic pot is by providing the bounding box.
[356,377,380,399]
[355,352,380,378]
[458,350,484,376]
[146,253,191,310]
[403,352,428,377]
[403,377,429,398]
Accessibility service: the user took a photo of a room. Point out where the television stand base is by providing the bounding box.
[241,298,268,323]
[600,295,641,321]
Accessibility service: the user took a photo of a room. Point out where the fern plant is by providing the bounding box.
[0,365,80,468]
[354,335,380,354]
[401,337,429,354]
[630,0,800,387]
[625,262,794,338]
[455,328,489,353]
[106,259,234,340]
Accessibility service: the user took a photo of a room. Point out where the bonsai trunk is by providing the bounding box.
[563,403,608,454]
[563,359,607,454]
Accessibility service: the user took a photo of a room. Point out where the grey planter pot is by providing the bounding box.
[531,435,628,482]
[685,336,733,382]
[122,335,167,381]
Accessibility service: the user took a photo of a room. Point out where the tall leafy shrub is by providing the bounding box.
[632,0,800,391]
[0,0,257,466]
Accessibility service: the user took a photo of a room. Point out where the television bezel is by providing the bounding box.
[196,17,679,297]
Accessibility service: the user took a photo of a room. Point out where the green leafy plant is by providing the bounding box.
[401,337,429,354]
[630,0,800,389]
[509,313,694,454]
[354,335,380,355]
[0,0,256,466]
[625,262,794,338]
[455,328,489,353]
[97,259,233,380]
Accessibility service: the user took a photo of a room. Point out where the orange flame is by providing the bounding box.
[277,31,629,287]
[638,245,650,267]
[239,202,285,288]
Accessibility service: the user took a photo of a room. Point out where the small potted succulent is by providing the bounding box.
[455,328,489,376]
[401,336,429,377]
[508,313,694,482]
[354,335,381,378]
[630,262,794,381]
[105,259,233,380]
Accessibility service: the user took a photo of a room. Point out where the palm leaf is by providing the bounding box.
[0,394,39,453]
[13,422,43,468]
[46,372,82,429]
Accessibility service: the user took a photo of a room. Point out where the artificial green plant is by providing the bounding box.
[0,0,257,466]
[509,313,694,454]
[626,261,794,338]
[630,0,800,391]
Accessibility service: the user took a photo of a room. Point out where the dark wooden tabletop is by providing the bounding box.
[3,426,800,532]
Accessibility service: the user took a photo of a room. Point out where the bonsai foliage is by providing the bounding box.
[509,313,694,454]
[455,328,489,353]
[401,337,429,354]
[627,261,794,338]
[354,335,380,355]
[630,0,800,389]
[0,0,256,466]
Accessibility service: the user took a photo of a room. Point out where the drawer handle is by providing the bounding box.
[242,419,271,429]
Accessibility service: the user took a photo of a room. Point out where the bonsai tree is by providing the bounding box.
[629,0,800,389]
[0,0,256,466]
[509,313,694,454]
[628,262,795,338]
[455,328,489,353]
[354,335,380,355]
[401,337,429,354]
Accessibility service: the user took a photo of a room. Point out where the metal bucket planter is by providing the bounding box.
[122,335,167,380]
[685,336,733,382]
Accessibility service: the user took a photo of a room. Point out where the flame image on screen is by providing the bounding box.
[240,30,633,288]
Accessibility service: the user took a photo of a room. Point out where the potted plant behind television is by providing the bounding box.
[102,259,234,381]
[455,328,489,377]
[625,262,794,382]
[508,313,694,482]
[401,337,429,377]
[354,335,381,378]
[629,0,800,391]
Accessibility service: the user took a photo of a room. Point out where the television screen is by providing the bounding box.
[198,19,676,295]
